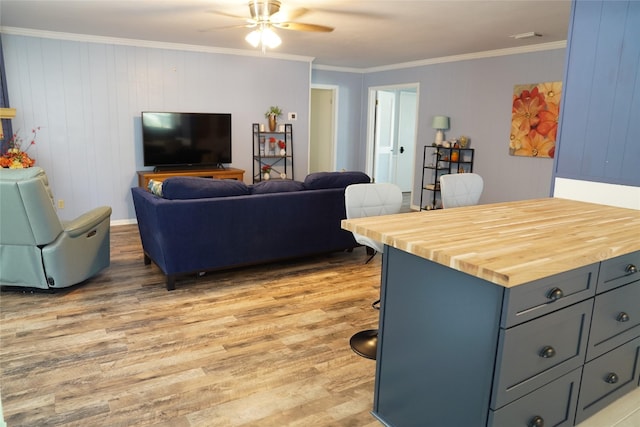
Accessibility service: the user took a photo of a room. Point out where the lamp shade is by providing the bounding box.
[432,115,450,130]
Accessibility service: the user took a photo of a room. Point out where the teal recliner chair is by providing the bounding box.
[0,167,112,289]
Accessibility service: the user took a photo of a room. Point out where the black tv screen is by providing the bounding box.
[142,111,232,168]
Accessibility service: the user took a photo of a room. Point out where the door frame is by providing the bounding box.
[309,84,339,173]
[366,83,420,193]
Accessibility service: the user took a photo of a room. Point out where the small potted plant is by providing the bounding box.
[265,106,283,131]
[278,140,286,155]
[261,164,272,180]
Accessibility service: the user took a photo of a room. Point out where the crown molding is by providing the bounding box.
[1,27,565,72]
[312,40,567,74]
[0,27,315,64]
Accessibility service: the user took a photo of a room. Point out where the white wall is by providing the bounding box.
[3,33,312,222]
[311,69,365,172]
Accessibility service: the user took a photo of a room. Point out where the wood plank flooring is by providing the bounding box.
[1,225,381,426]
[2,224,638,426]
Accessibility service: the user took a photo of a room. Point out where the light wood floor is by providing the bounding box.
[2,225,638,426]
[1,225,382,426]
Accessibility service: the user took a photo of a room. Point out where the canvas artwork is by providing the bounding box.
[510,81,562,158]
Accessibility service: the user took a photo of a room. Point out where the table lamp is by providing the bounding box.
[432,115,450,145]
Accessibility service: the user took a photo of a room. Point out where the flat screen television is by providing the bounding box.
[141,111,232,169]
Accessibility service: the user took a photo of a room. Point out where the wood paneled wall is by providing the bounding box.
[556,0,640,187]
[2,34,312,221]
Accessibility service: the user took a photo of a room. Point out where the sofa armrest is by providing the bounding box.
[62,206,112,238]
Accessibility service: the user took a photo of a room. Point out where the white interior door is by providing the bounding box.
[373,91,395,183]
[369,85,418,192]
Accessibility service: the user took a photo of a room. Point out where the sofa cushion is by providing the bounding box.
[162,177,250,200]
[250,180,305,194]
[303,171,370,190]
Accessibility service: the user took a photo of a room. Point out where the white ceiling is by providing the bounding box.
[0,0,572,69]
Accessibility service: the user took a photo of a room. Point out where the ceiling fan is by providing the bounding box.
[208,1,334,51]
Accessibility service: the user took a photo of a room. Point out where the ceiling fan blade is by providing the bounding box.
[205,9,246,20]
[198,23,255,33]
[274,22,334,32]
[272,7,309,23]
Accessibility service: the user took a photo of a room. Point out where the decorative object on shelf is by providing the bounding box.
[265,106,283,132]
[280,172,286,179]
[1,127,39,169]
[451,151,459,162]
[259,136,266,155]
[259,123,265,132]
[268,137,277,155]
[278,124,285,132]
[510,81,562,158]
[278,139,286,155]
[261,164,272,180]
[459,135,469,148]
[432,115,449,146]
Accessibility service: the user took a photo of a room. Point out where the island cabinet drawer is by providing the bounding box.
[597,251,640,293]
[500,263,598,328]
[587,281,640,361]
[575,337,640,424]
[487,368,581,427]
[491,299,593,409]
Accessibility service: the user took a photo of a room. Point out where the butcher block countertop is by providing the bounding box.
[341,197,640,288]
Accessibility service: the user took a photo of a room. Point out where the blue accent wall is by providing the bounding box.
[555,0,640,187]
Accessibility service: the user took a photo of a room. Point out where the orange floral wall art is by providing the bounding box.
[510,81,562,158]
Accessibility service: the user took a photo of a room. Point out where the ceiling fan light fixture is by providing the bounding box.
[262,27,282,48]
[245,30,262,48]
[246,25,281,50]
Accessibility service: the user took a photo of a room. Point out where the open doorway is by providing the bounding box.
[366,84,419,199]
[309,85,338,173]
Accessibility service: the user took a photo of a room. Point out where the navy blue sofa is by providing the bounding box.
[131,171,371,290]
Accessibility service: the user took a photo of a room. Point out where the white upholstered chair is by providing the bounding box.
[439,173,484,209]
[344,182,403,359]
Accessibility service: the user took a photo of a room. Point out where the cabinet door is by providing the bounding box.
[501,263,598,328]
[488,368,581,427]
[576,337,640,424]
[491,299,593,408]
[597,251,640,293]
[588,281,640,360]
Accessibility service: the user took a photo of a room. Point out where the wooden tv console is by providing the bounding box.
[137,168,245,188]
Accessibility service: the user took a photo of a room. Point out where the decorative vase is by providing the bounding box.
[263,172,270,180]
[280,148,286,156]
[268,114,277,132]
[269,142,276,155]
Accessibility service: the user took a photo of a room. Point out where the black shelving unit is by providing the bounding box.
[420,145,474,210]
[252,123,294,183]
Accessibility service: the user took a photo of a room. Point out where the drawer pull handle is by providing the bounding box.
[539,346,556,358]
[605,373,619,384]
[626,264,638,274]
[617,312,630,322]
[546,287,564,301]
[528,415,544,427]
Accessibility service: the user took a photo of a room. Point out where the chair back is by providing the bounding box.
[0,167,62,246]
[439,173,483,209]
[345,182,403,253]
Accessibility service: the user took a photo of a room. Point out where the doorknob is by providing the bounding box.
[400,146,405,153]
